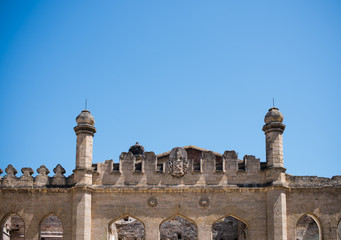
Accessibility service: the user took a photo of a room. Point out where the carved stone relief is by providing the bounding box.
[168,147,188,177]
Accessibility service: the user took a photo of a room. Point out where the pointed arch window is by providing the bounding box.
[296,214,321,240]
[40,215,63,239]
[160,215,197,240]
[1,214,25,240]
[212,216,248,240]
[108,216,144,240]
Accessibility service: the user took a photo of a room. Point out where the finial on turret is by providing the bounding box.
[76,109,95,126]
[74,109,96,135]
[264,107,284,125]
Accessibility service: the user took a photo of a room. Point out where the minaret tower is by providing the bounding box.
[72,109,96,240]
[262,107,285,168]
[73,109,96,184]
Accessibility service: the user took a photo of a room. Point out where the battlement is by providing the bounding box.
[1,108,339,190]
[0,164,74,188]
[92,146,268,187]
[1,145,339,189]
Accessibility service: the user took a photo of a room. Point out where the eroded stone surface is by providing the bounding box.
[1,214,25,240]
[160,216,197,240]
[212,216,248,240]
[109,217,144,240]
[0,108,340,240]
[296,215,319,240]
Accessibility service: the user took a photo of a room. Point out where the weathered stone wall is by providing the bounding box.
[212,216,248,240]
[160,216,197,240]
[1,148,341,240]
[1,177,341,240]
[0,189,73,239]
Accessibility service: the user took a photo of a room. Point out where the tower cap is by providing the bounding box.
[264,107,284,124]
[76,110,95,126]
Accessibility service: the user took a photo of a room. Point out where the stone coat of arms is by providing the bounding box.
[168,147,188,177]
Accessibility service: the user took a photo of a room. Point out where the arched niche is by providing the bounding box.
[296,214,321,240]
[108,216,145,240]
[40,215,63,240]
[212,215,248,240]
[1,214,25,240]
[159,215,198,240]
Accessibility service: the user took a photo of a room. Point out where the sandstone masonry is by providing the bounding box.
[0,107,341,240]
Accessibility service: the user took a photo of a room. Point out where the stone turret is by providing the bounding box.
[262,107,285,168]
[73,109,96,185]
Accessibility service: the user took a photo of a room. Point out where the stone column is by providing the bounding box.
[262,107,285,168]
[73,109,96,185]
[267,190,287,240]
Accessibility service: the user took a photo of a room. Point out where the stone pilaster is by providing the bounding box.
[72,189,92,240]
[267,190,287,240]
[197,220,212,239]
[144,219,160,239]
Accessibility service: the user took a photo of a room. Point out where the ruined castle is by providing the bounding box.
[1,107,341,240]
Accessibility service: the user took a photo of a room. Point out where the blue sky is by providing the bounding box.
[0,1,340,177]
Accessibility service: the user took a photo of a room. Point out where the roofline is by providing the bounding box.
[156,145,222,158]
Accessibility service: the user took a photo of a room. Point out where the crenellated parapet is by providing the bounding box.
[0,164,74,188]
[286,174,341,188]
[3,107,340,190]
[91,146,276,187]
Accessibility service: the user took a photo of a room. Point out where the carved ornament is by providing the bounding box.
[168,147,188,177]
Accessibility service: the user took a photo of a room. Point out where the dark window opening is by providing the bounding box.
[238,162,245,171]
[193,162,201,172]
[157,163,163,173]
[135,162,142,172]
[216,163,223,171]
[113,163,119,171]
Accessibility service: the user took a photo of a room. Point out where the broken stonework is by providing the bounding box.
[160,216,197,240]
[212,216,248,240]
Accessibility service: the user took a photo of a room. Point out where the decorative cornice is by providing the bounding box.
[262,122,286,133]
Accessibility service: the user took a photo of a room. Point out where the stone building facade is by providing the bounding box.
[0,107,341,240]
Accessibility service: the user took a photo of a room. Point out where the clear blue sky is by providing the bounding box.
[0,1,340,177]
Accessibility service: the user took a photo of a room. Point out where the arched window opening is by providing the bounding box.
[160,216,197,240]
[296,214,320,240]
[108,216,144,240]
[338,220,341,240]
[1,214,25,240]
[40,215,63,240]
[212,216,248,240]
